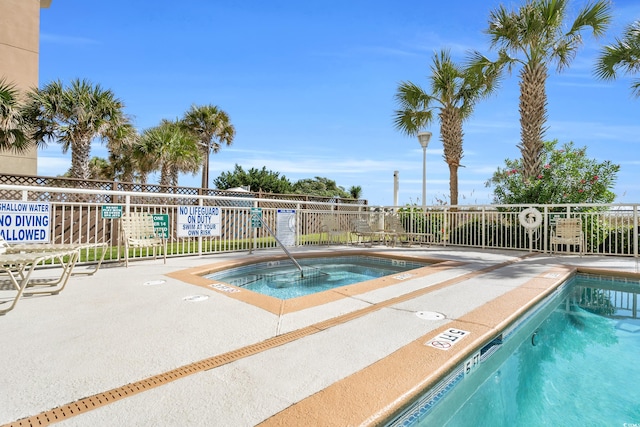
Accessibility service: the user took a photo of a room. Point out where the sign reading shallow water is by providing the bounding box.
[0,201,50,243]
[177,206,221,237]
[425,328,470,351]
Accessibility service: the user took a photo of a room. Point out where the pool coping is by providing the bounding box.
[259,264,637,426]
[166,250,457,315]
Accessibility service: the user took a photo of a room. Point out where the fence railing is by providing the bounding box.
[1,184,639,268]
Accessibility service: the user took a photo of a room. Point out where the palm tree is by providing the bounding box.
[394,49,500,206]
[139,119,202,187]
[482,0,611,179]
[87,156,112,180]
[0,79,32,153]
[103,123,145,183]
[23,78,131,180]
[348,185,362,199]
[595,20,640,97]
[182,104,235,189]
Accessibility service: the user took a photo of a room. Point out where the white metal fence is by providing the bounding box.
[1,184,638,268]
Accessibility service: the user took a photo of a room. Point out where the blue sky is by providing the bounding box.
[37,0,640,206]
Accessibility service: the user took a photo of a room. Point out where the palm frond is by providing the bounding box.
[392,81,435,135]
[594,20,640,88]
[569,0,612,37]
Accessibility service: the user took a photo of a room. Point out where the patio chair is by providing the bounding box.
[550,218,584,255]
[1,238,107,276]
[384,214,433,247]
[320,215,343,245]
[120,212,166,267]
[0,248,79,315]
[351,219,385,246]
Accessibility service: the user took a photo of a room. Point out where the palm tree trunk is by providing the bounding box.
[201,145,210,189]
[71,138,92,180]
[160,164,171,187]
[519,61,548,180]
[439,107,463,207]
[448,163,459,207]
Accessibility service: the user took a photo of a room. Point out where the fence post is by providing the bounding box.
[543,206,549,253]
[443,208,449,247]
[634,205,638,258]
[481,207,486,249]
[197,198,204,256]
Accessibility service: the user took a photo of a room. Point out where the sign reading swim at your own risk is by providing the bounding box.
[177,206,221,237]
[0,201,51,243]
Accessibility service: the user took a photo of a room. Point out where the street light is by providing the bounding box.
[417,131,432,209]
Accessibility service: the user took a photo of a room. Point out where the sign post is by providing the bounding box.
[249,207,262,254]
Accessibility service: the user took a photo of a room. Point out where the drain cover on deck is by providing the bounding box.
[183,295,209,302]
[416,311,445,320]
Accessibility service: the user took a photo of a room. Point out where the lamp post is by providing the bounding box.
[417,131,432,210]
[393,170,399,207]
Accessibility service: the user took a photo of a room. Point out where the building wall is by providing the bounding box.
[0,0,51,175]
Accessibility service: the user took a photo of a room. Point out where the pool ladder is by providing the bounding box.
[251,212,304,277]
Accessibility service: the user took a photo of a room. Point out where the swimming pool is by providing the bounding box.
[388,273,640,426]
[204,255,428,299]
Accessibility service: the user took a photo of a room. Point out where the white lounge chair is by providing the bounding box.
[1,239,107,275]
[0,249,79,315]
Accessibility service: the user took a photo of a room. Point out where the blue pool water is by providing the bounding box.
[204,256,427,299]
[390,274,640,426]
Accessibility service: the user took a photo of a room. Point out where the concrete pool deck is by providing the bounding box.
[1,245,638,426]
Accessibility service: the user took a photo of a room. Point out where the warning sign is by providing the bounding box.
[177,206,221,237]
[101,205,122,219]
[0,201,50,243]
[425,328,470,351]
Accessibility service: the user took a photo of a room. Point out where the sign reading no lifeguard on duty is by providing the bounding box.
[177,205,221,237]
[0,201,51,243]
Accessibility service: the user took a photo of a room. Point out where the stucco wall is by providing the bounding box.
[0,0,50,175]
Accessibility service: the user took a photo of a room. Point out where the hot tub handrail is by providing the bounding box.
[253,213,304,277]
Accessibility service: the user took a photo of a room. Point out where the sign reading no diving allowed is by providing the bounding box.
[0,201,51,243]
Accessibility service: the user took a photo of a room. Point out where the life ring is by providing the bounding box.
[519,207,542,229]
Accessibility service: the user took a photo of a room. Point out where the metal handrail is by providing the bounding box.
[252,212,304,277]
